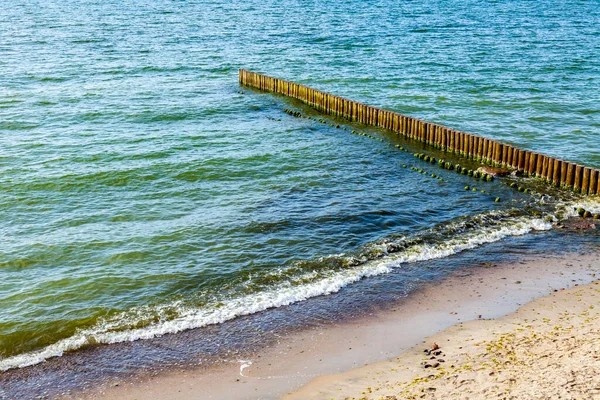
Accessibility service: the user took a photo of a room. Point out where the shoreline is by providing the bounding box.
[75,250,600,399]
[287,272,600,399]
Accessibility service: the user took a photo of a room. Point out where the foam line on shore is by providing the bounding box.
[0,213,552,371]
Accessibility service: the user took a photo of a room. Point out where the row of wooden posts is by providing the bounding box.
[239,69,599,196]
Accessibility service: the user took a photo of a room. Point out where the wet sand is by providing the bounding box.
[75,251,600,399]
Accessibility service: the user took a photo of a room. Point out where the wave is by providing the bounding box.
[0,210,553,371]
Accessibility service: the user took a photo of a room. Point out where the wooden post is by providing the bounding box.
[545,156,552,180]
[589,169,598,196]
[517,150,524,170]
[467,134,473,158]
[530,153,538,176]
[401,114,406,134]
[536,154,548,178]
[535,154,544,177]
[426,121,435,145]
[582,167,591,195]
[415,120,419,140]
[546,158,554,182]
[486,140,493,162]
[428,123,434,144]
[510,146,517,168]
[414,119,419,140]
[552,159,561,185]
[360,104,365,122]
[560,160,568,187]
[428,123,433,145]
[413,119,418,140]
[481,139,488,161]
[507,146,514,167]
[523,151,531,174]
[565,162,575,188]
[520,150,528,171]
[398,115,403,135]
[383,109,388,129]
[397,114,402,134]
[501,145,508,167]
[467,135,473,157]
[574,165,583,192]
[454,132,460,154]
[460,132,471,158]
[387,112,392,131]
[441,127,447,149]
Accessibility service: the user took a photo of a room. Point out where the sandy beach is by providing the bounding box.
[75,250,600,400]
[287,276,600,399]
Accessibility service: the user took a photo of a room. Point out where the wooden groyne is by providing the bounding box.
[239,69,599,196]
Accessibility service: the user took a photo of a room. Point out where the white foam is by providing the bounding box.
[0,214,552,371]
[569,199,600,215]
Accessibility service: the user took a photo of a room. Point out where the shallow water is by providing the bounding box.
[1,0,599,385]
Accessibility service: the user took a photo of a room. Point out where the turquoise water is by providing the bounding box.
[1,0,599,379]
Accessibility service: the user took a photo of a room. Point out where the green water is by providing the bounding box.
[1,0,599,373]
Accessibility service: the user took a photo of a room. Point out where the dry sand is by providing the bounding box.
[78,252,600,400]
